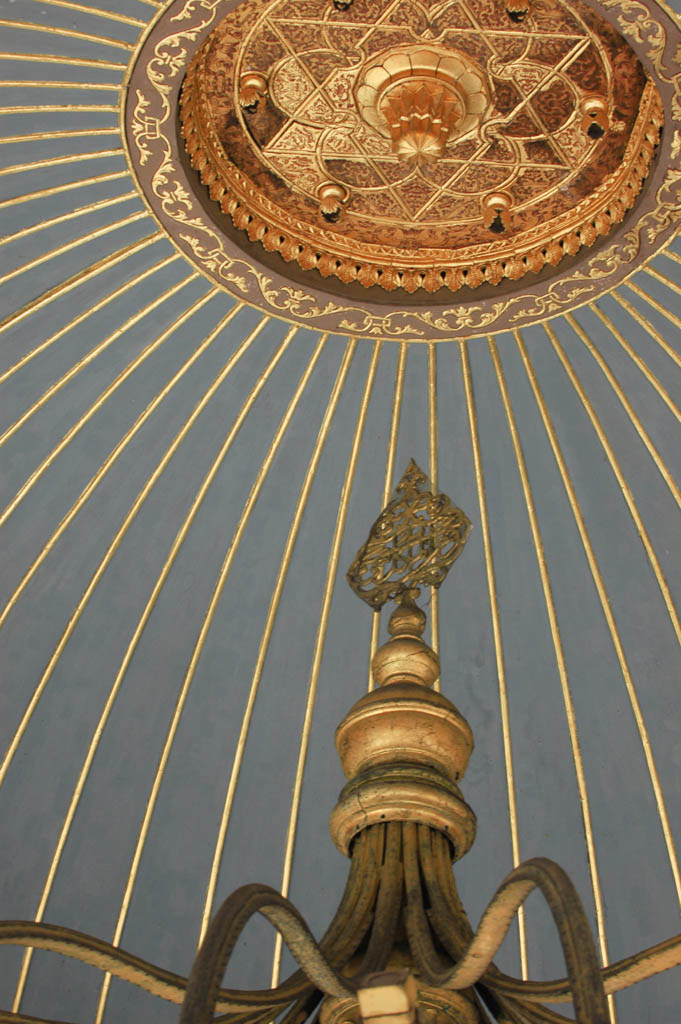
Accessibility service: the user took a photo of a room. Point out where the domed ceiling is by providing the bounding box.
[0,0,681,1021]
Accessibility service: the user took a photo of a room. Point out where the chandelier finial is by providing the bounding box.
[346,459,471,610]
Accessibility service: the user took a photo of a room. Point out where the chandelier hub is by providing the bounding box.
[353,45,490,167]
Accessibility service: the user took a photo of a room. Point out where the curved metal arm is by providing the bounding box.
[404,834,609,1023]
[421,856,610,1023]
[180,885,355,1024]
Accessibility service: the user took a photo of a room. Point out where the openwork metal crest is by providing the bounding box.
[346,460,471,610]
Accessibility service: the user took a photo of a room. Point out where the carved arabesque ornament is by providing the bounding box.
[346,461,471,610]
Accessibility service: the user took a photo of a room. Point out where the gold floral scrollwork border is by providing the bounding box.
[123,0,681,342]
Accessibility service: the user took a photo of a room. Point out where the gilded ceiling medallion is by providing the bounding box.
[124,0,681,340]
[179,0,661,294]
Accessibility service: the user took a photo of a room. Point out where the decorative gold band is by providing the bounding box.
[329,764,477,859]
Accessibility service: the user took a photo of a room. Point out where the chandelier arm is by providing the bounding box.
[403,822,455,978]
[262,988,324,1024]
[180,885,356,1024]
[314,827,373,960]
[325,825,386,967]
[413,857,610,1024]
[0,836,378,1020]
[211,825,384,1015]
[418,826,472,960]
[0,922,225,1010]
[352,821,403,977]
[431,837,681,1002]
[478,931,681,1003]
[428,835,567,1024]
[406,834,561,1024]
[214,986,327,1024]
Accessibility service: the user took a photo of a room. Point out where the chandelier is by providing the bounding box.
[1,463,679,1024]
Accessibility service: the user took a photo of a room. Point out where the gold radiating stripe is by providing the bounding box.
[0,80,120,91]
[271,340,382,986]
[0,127,120,146]
[0,170,128,212]
[29,0,146,28]
[560,315,681,650]
[0,19,133,52]
[0,270,196,544]
[643,263,681,300]
[0,189,138,247]
[585,307,681,499]
[460,341,527,980]
[594,301,681,421]
[0,104,119,115]
[9,304,248,1009]
[661,247,681,269]
[0,208,146,290]
[198,335,356,946]
[0,147,123,180]
[0,250,175,386]
[0,52,126,69]
[368,342,407,690]
[93,323,317,1024]
[428,343,440,681]
[488,334,617,1023]
[621,282,681,372]
[514,329,681,911]
[0,230,161,339]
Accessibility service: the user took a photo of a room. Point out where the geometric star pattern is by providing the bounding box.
[239,0,636,227]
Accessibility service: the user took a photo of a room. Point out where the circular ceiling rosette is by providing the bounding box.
[0,1,680,1023]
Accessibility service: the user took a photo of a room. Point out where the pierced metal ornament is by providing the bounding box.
[346,460,471,610]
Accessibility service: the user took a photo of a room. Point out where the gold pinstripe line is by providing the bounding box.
[428,342,440,682]
[0,19,133,52]
[0,147,123,180]
[0,52,126,69]
[0,208,146,290]
[8,304,249,1008]
[514,328,681,911]
[0,261,189,462]
[0,190,138,247]
[28,0,146,28]
[551,320,681,651]
[0,280,206,577]
[0,230,161,339]
[0,104,119,114]
[460,340,527,979]
[272,340,382,986]
[0,281,215,644]
[488,333,617,1024]
[0,80,120,91]
[368,341,407,691]
[92,324,320,1024]
[621,282,681,372]
[569,311,681,511]
[198,335,356,946]
[0,250,176,386]
[0,170,128,212]
[0,127,120,146]
[4,300,239,802]
[661,247,681,269]
[643,263,681,300]
[3,309,261,802]
[587,301,681,456]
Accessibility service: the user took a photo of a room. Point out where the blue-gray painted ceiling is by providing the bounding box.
[0,1,680,1021]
